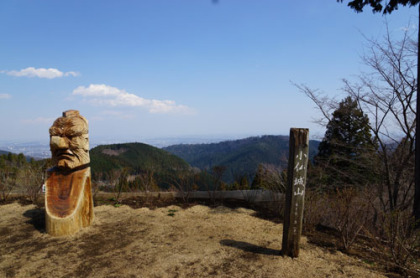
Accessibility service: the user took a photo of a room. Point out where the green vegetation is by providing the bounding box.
[167,209,177,216]
[91,142,190,174]
[90,142,191,190]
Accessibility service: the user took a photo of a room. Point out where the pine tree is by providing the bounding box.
[315,97,378,188]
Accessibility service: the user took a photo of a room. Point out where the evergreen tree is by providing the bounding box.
[251,164,264,189]
[315,96,378,188]
[17,153,26,167]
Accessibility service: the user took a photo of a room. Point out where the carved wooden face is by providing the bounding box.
[49,111,89,169]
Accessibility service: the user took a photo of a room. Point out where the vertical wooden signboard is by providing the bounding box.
[282,128,309,257]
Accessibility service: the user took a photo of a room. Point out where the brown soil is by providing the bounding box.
[0,200,387,278]
[101,148,127,156]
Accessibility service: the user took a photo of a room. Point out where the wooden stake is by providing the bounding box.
[282,128,309,257]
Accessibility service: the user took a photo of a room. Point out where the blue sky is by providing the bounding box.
[0,1,416,144]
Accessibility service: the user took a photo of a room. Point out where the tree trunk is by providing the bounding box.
[414,3,420,224]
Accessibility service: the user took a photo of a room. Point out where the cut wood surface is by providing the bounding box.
[45,167,94,236]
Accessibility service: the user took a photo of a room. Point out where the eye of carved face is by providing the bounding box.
[49,110,90,169]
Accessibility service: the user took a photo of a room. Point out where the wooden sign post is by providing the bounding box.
[282,128,309,257]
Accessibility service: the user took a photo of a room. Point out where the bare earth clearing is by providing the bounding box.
[0,202,384,278]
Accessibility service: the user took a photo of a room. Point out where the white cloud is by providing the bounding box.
[73,84,194,114]
[0,94,11,99]
[64,71,80,77]
[1,67,80,79]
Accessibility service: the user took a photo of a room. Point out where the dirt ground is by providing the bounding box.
[0,202,385,278]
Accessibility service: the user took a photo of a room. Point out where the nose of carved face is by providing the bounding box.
[50,136,68,149]
[50,135,79,169]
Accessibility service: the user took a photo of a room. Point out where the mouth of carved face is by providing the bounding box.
[56,149,75,159]
[54,149,83,169]
[55,149,75,159]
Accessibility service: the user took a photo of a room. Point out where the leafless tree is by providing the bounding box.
[0,166,17,201]
[297,24,416,214]
[344,25,416,213]
[169,170,198,204]
[107,168,129,202]
[203,165,226,205]
[296,22,418,273]
[17,162,47,204]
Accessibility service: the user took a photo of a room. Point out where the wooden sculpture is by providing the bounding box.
[45,110,94,236]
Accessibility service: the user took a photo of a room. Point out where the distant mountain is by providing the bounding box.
[90,142,191,184]
[163,135,320,183]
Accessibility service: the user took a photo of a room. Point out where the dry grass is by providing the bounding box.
[0,202,385,278]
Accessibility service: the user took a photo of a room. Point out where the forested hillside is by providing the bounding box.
[164,135,320,182]
[90,142,191,188]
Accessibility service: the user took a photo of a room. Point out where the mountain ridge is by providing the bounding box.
[163,135,320,182]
